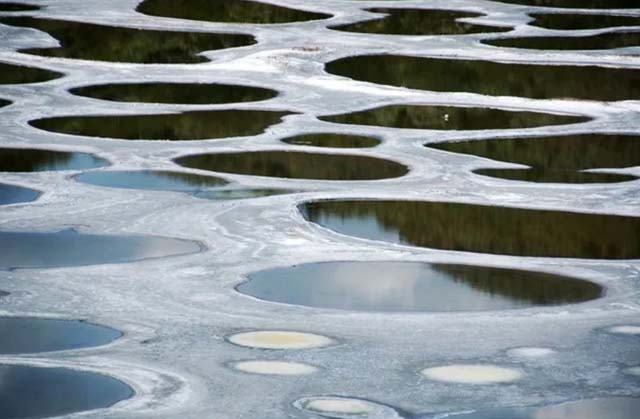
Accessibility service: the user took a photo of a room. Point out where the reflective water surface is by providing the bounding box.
[194,188,294,200]
[0,183,38,205]
[0,148,108,171]
[0,364,132,419]
[238,261,603,312]
[531,13,640,30]
[484,32,640,51]
[330,8,511,35]
[137,0,331,24]
[490,0,640,8]
[0,317,121,354]
[320,105,588,130]
[326,55,640,101]
[0,2,39,11]
[0,62,62,84]
[0,229,201,269]
[0,17,255,63]
[31,110,293,141]
[175,151,408,180]
[70,82,277,105]
[0,98,9,107]
[448,397,640,419]
[427,134,640,183]
[281,133,380,148]
[300,200,640,259]
[75,170,228,192]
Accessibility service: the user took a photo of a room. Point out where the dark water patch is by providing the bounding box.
[0,229,201,269]
[0,2,39,11]
[70,82,277,105]
[175,151,408,180]
[447,397,640,419]
[194,188,293,200]
[490,0,640,8]
[428,134,640,183]
[75,170,228,192]
[0,62,62,84]
[0,183,38,205]
[330,8,511,35]
[0,98,9,107]
[320,105,587,131]
[281,133,380,148]
[326,55,640,101]
[300,200,640,259]
[0,17,255,63]
[137,0,331,24]
[0,317,121,354]
[0,364,132,419]
[30,110,293,141]
[239,261,603,312]
[0,148,108,172]
[0,290,8,297]
[484,31,640,50]
[531,13,640,30]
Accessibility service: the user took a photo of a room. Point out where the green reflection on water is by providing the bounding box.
[321,105,587,130]
[484,32,640,50]
[30,110,293,141]
[176,151,408,180]
[326,55,640,101]
[428,134,640,183]
[71,83,277,105]
[531,13,640,30]
[330,8,511,35]
[301,200,640,259]
[0,16,255,63]
[136,0,331,24]
[281,133,380,148]
[490,0,639,8]
[0,62,62,84]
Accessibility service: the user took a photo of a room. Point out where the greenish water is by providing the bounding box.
[484,32,640,50]
[0,62,62,84]
[281,133,380,148]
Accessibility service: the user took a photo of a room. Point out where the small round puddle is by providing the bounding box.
[232,360,317,376]
[136,0,331,24]
[75,170,228,192]
[483,32,640,51]
[281,133,380,149]
[30,110,293,141]
[175,151,408,180]
[610,325,640,335]
[507,347,556,358]
[300,200,640,259]
[0,148,108,172]
[71,82,277,105]
[326,55,640,101]
[0,317,121,354]
[238,262,603,312]
[320,105,587,131]
[0,183,39,205]
[330,9,511,35]
[227,331,333,350]
[421,364,523,384]
[0,16,256,63]
[427,134,640,184]
[0,364,132,419]
[0,229,201,269]
[294,396,404,418]
[0,62,62,84]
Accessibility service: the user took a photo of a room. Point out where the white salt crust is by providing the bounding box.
[420,364,523,384]
[305,397,375,415]
[232,360,317,375]
[508,347,556,358]
[610,326,640,335]
[227,331,333,349]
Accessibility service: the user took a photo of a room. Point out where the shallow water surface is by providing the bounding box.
[330,8,511,35]
[0,2,39,11]
[0,317,121,353]
[0,229,201,269]
[0,62,62,84]
[300,200,640,259]
[31,110,293,140]
[176,151,408,180]
[326,55,640,101]
[531,13,640,30]
[0,183,38,205]
[321,105,588,130]
[137,0,331,24]
[75,170,228,192]
[281,133,380,148]
[0,17,255,63]
[490,0,640,8]
[71,82,277,105]
[484,32,640,50]
[427,134,640,183]
[239,262,603,312]
[194,188,294,200]
[0,148,108,171]
[0,364,132,419]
